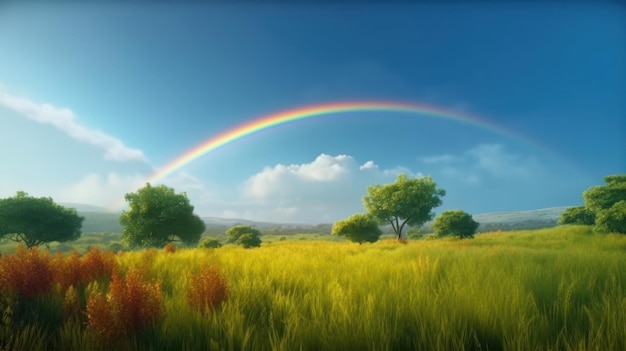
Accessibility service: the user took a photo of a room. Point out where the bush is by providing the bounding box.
[331,214,382,244]
[226,226,262,248]
[558,206,595,225]
[79,246,117,286]
[186,266,229,313]
[199,237,222,249]
[433,210,479,239]
[163,242,177,254]
[238,233,262,248]
[87,268,162,340]
[0,246,55,300]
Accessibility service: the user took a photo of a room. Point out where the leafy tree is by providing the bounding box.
[558,206,595,225]
[238,233,262,248]
[432,210,479,239]
[199,237,222,249]
[226,225,262,248]
[594,200,626,234]
[579,174,626,234]
[0,191,83,248]
[583,175,626,213]
[331,214,382,244]
[119,183,206,248]
[363,174,445,240]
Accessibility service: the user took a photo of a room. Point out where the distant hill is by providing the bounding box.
[79,211,123,233]
[61,203,108,212]
[472,207,568,232]
[76,206,569,234]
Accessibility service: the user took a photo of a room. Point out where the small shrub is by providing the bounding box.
[0,246,54,300]
[51,250,81,291]
[79,246,117,285]
[163,242,177,253]
[199,237,222,249]
[62,285,83,323]
[87,268,162,340]
[186,266,229,313]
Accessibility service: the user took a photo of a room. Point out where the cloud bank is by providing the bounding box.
[0,89,147,162]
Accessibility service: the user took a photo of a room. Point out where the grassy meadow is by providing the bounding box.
[1,225,626,350]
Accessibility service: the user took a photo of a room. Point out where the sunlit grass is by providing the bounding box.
[1,225,625,350]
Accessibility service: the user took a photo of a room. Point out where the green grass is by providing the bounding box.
[2,225,626,350]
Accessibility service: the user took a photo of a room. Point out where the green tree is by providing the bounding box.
[558,206,595,225]
[119,183,206,248]
[363,174,445,240]
[199,237,222,249]
[238,233,262,248]
[331,214,382,244]
[0,191,83,248]
[594,200,626,234]
[432,210,479,239]
[226,225,262,248]
[583,175,626,213]
[580,174,626,234]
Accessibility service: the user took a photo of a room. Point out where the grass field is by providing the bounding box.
[1,225,625,350]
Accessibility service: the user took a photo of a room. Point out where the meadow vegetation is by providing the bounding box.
[1,225,625,350]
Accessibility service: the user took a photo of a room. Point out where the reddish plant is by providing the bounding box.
[186,265,229,312]
[51,250,82,291]
[87,268,163,340]
[163,242,177,254]
[86,289,117,339]
[79,246,117,285]
[0,246,54,300]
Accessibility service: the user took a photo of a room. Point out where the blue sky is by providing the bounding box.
[1,3,624,223]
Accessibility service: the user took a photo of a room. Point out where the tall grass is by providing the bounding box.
[1,225,625,350]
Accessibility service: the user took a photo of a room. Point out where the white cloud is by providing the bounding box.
[0,89,147,162]
[359,160,378,170]
[242,154,357,199]
[54,172,147,210]
[235,153,423,223]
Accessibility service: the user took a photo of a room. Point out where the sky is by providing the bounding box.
[0,2,624,224]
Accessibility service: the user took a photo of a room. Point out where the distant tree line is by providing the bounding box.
[5,173,621,251]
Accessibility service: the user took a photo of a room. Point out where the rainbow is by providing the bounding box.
[110,100,537,211]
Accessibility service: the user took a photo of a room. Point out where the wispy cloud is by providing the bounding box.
[420,143,540,184]
[0,89,147,162]
[54,172,147,208]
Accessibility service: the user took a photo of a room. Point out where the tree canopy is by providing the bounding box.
[0,191,83,248]
[559,174,626,234]
[226,225,262,248]
[583,175,626,214]
[119,183,206,248]
[558,206,595,225]
[363,174,445,240]
[594,200,626,234]
[331,214,382,244]
[432,210,479,239]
